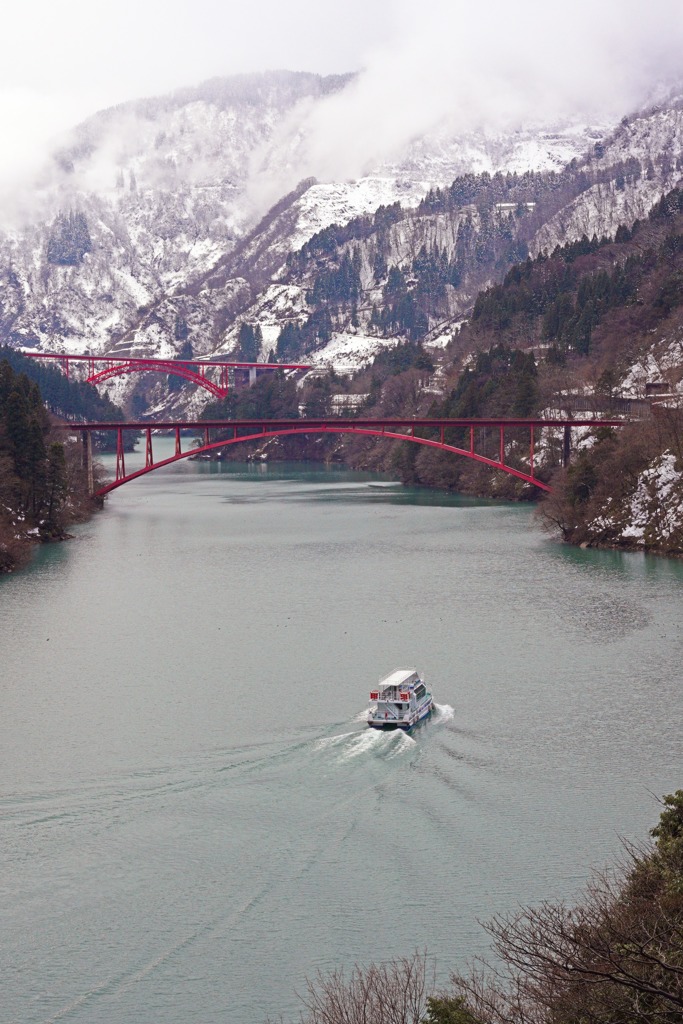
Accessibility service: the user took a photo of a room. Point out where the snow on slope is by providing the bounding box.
[621,454,683,542]
[289,120,616,250]
[306,332,401,374]
[588,451,683,551]
[11,72,683,408]
[621,330,683,397]
[289,178,432,250]
[381,118,612,181]
[532,104,683,254]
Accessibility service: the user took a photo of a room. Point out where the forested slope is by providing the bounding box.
[322,186,683,550]
[0,357,111,572]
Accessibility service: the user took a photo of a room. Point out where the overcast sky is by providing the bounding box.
[2,0,683,187]
[0,0,392,132]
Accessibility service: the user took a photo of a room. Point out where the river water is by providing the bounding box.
[2,444,683,1023]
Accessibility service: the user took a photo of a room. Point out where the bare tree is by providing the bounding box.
[296,952,434,1024]
[448,796,683,1024]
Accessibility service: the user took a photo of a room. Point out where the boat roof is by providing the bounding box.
[378,668,419,688]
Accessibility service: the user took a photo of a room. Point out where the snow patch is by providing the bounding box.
[290,178,431,251]
[621,334,683,398]
[307,333,401,374]
[588,450,683,549]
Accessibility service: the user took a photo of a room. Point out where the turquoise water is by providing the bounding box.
[2,449,683,1023]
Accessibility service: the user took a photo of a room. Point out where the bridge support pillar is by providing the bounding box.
[116,427,125,481]
[563,425,572,468]
[81,430,94,495]
[249,367,257,385]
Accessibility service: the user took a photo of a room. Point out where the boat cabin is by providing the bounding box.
[370,669,425,724]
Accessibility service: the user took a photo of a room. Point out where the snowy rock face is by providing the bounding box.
[621,332,683,399]
[378,118,612,181]
[588,451,683,553]
[2,71,683,408]
[531,102,683,255]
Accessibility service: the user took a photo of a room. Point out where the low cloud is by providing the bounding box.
[0,88,115,226]
[2,0,683,225]
[248,0,683,210]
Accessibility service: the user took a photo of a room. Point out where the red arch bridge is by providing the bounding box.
[24,351,311,398]
[54,417,628,497]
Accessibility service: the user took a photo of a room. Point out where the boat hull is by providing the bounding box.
[368,700,434,731]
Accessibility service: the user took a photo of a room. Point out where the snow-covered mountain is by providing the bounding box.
[531,97,683,254]
[2,71,683,412]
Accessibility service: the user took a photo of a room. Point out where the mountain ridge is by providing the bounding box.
[2,71,682,418]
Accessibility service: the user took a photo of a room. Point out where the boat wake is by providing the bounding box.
[433,703,455,722]
[314,728,415,763]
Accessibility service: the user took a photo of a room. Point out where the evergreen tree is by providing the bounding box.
[47,211,92,266]
[0,347,124,422]
[237,322,261,362]
[174,315,189,342]
[0,369,64,525]
[5,387,32,483]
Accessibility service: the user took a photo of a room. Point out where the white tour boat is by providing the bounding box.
[367,669,434,730]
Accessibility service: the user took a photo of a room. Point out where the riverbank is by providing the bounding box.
[538,418,683,557]
[0,498,100,574]
[0,359,111,574]
[0,511,35,573]
[564,449,683,557]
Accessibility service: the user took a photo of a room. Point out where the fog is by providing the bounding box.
[248,0,683,207]
[1,0,683,212]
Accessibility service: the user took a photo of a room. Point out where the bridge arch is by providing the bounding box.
[86,361,226,398]
[93,423,554,496]
[24,352,313,401]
